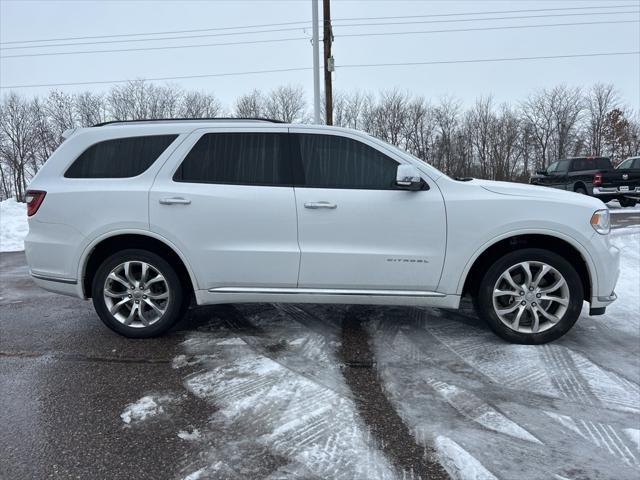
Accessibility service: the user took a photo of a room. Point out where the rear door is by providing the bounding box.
[290,128,446,292]
[150,127,300,290]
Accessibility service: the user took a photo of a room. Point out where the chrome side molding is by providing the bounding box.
[208,286,445,297]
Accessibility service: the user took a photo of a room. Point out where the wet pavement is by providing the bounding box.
[1,228,639,480]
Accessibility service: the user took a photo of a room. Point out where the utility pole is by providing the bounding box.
[323,0,333,125]
[311,0,320,124]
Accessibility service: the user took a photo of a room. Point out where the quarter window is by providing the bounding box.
[174,133,290,186]
[294,133,399,189]
[65,135,177,178]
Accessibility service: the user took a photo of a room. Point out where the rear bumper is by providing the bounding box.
[25,219,86,299]
[29,271,83,298]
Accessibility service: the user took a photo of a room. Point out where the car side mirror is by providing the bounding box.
[536,169,548,175]
[396,164,426,191]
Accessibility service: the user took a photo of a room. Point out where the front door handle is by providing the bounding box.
[304,201,337,209]
[159,197,191,205]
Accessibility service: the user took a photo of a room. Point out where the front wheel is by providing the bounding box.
[92,249,184,338]
[474,249,583,344]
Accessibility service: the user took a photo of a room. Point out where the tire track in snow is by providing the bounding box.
[178,304,399,480]
[338,307,450,480]
[368,307,640,480]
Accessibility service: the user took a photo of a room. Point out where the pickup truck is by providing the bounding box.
[594,156,640,207]
[530,156,612,195]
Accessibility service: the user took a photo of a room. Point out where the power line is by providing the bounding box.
[2,51,637,90]
[338,51,640,69]
[2,10,637,51]
[0,26,313,50]
[1,3,635,45]
[3,19,636,60]
[0,20,313,45]
[0,36,309,59]
[332,3,639,22]
[338,20,639,39]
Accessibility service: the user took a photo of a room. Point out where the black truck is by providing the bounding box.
[530,156,640,207]
[595,156,640,207]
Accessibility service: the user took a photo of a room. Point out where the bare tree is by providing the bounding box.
[586,84,618,156]
[522,89,555,169]
[180,91,223,118]
[75,91,107,126]
[264,85,307,122]
[234,90,265,118]
[432,96,461,174]
[0,93,36,201]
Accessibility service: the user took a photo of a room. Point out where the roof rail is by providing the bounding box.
[92,117,285,127]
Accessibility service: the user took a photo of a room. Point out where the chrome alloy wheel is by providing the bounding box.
[492,261,570,334]
[103,261,169,328]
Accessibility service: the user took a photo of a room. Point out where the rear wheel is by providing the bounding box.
[474,249,583,344]
[92,249,184,338]
[575,186,587,195]
[619,197,637,207]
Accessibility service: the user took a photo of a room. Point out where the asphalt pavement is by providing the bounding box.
[1,214,638,479]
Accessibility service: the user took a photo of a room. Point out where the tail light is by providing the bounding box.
[593,173,602,187]
[25,190,46,217]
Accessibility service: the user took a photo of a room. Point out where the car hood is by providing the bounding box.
[471,179,604,207]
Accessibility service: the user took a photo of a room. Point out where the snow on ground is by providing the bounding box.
[435,436,498,480]
[369,229,640,480]
[120,394,175,424]
[608,200,640,213]
[173,305,398,480]
[0,198,27,252]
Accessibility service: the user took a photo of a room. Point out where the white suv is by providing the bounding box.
[25,119,620,343]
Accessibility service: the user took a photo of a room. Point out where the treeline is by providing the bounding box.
[1,81,638,201]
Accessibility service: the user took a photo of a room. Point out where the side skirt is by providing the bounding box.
[195,287,460,309]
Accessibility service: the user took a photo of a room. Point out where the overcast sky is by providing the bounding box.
[1,0,639,111]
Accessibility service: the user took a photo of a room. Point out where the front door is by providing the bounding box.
[150,128,300,290]
[290,129,446,292]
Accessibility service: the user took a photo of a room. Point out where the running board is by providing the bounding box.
[207,287,446,297]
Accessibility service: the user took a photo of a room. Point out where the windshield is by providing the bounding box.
[547,160,569,173]
[616,158,634,169]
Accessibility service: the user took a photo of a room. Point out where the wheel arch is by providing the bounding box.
[460,232,594,302]
[573,181,588,192]
[79,231,198,299]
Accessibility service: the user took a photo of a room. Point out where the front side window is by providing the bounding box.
[294,133,399,189]
[174,133,290,186]
[65,135,177,178]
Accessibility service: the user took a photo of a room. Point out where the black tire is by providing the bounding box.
[474,248,583,344]
[92,249,184,338]
[575,186,588,195]
[619,197,637,207]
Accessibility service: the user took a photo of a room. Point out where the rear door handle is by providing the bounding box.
[159,197,191,205]
[304,201,337,209]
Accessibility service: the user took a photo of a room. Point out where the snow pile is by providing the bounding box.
[120,395,173,424]
[0,198,28,252]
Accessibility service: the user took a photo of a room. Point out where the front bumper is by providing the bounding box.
[593,186,640,197]
[588,234,620,313]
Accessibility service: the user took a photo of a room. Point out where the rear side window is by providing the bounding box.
[65,135,177,178]
[174,133,291,186]
[294,133,399,189]
[570,158,611,171]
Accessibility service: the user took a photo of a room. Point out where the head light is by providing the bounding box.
[590,209,610,235]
